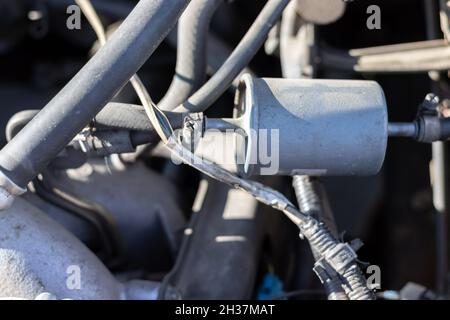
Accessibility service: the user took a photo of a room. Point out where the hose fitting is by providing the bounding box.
[300,219,376,300]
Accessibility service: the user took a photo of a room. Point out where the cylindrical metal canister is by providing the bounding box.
[234,75,388,176]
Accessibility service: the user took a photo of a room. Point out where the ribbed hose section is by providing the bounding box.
[341,264,376,300]
[94,103,185,132]
[5,103,186,141]
[293,175,321,214]
[301,219,376,300]
[303,219,336,258]
[158,0,224,111]
[293,175,348,300]
[326,279,350,301]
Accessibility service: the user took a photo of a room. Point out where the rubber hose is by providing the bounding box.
[6,103,186,142]
[0,0,190,189]
[94,103,186,132]
[175,0,290,113]
[167,30,255,89]
[158,0,224,111]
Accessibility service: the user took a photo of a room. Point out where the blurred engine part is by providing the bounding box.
[295,0,346,25]
[159,178,264,299]
[32,159,186,271]
[0,197,160,300]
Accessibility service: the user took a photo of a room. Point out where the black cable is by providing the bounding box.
[6,103,186,142]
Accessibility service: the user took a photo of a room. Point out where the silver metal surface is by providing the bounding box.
[0,170,26,210]
[0,196,164,300]
[0,197,123,299]
[233,75,388,176]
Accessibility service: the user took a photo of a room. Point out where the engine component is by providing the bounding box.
[0,197,158,300]
[5,103,187,156]
[389,94,450,143]
[235,75,388,176]
[159,178,264,299]
[0,0,190,208]
[201,75,388,176]
[41,160,186,271]
[280,1,316,79]
[292,175,347,300]
[156,118,375,299]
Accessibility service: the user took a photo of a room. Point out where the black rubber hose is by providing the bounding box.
[6,103,187,142]
[175,0,290,113]
[95,103,162,132]
[94,103,186,132]
[158,0,224,111]
[0,0,190,189]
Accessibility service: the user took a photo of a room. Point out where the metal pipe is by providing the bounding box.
[205,118,240,131]
[388,122,418,138]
